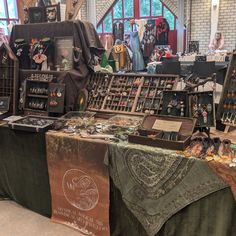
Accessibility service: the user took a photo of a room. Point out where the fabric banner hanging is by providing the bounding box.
[46,132,110,236]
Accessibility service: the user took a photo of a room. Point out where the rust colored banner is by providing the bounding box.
[46,132,110,236]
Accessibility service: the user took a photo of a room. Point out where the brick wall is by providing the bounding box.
[186,0,236,53]
[187,0,212,53]
[80,0,115,23]
[218,0,236,51]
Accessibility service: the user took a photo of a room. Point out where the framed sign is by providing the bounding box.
[189,41,199,53]
[0,97,10,111]
[45,3,61,22]
[29,7,45,23]
[54,37,74,71]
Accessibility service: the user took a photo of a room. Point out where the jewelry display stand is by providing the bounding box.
[128,115,196,150]
[87,73,179,115]
[189,91,215,137]
[217,52,236,133]
[20,70,65,116]
[161,91,188,117]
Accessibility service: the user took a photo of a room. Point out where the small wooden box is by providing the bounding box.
[128,115,196,150]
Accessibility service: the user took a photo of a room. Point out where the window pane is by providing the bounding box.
[124,0,134,18]
[97,24,102,33]
[0,0,6,18]
[152,0,162,16]
[140,0,150,17]
[164,7,174,30]
[0,20,8,35]
[124,20,131,32]
[103,12,112,33]
[7,0,18,19]
[114,0,122,19]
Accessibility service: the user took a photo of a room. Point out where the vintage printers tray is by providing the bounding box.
[87,73,179,115]
[8,115,57,132]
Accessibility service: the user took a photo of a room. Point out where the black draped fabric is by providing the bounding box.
[0,126,51,216]
[9,20,105,111]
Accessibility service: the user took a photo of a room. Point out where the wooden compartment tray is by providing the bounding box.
[128,115,196,150]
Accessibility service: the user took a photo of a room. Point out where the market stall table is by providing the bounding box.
[0,125,236,236]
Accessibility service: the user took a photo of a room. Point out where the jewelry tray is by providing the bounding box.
[8,115,57,132]
[87,73,179,115]
[217,52,236,127]
[128,115,196,150]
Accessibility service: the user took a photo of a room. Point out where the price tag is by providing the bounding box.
[152,119,182,132]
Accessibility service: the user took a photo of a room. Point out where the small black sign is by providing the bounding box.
[0,97,10,111]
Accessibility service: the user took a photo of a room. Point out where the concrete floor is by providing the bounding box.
[0,200,83,236]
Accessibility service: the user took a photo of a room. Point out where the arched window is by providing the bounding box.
[0,0,19,35]
[97,0,177,34]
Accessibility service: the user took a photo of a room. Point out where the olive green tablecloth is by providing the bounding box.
[0,126,236,236]
[105,143,228,236]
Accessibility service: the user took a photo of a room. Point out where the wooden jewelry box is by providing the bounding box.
[128,115,196,150]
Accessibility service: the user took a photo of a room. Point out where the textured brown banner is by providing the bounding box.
[46,132,110,236]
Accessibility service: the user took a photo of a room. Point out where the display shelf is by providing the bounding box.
[20,70,65,115]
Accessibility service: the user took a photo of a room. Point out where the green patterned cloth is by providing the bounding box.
[105,143,228,236]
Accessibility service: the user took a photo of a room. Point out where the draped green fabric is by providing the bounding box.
[110,181,236,236]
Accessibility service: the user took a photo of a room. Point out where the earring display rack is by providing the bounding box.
[20,70,65,116]
[161,91,188,117]
[0,43,19,115]
[189,91,215,127]
[217,52,236,128]
[87,73,179,115]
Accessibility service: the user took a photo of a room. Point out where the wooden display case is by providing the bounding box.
[19,70,65,116]
[87,73,179,115]
[217,52,236,127]
[128,115,196,150]
[0,43,19,115]
[188,91,215,128]
[161,90,189,117]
